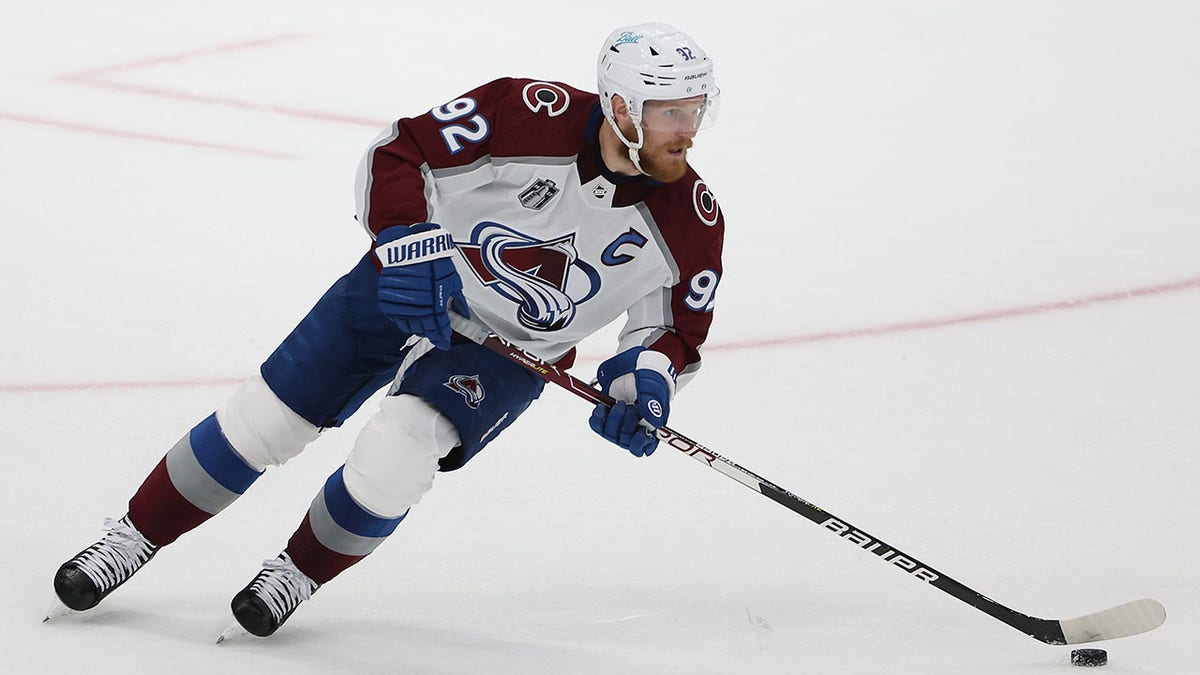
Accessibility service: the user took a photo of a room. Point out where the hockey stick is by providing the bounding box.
[453,322,1165,645]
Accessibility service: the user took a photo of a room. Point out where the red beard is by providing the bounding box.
[638,139,693,183]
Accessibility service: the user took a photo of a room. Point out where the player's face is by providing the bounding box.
[641,96,711,134]
[637,124,695,183]
[619,96,707,183]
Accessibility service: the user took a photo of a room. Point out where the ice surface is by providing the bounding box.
[2,2,1196,673]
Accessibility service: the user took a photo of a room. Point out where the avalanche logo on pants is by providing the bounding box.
[458,221,601,331]
[444,374,486,409]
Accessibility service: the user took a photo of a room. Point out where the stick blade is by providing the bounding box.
[1058,598,1166,644]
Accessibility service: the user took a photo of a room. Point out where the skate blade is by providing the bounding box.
[216,621,248,644]
[43,596,79,623]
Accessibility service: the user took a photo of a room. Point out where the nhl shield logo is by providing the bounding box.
[519,179,560,210]
[444,374,485,409]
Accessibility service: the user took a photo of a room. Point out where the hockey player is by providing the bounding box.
[51,22,725,639]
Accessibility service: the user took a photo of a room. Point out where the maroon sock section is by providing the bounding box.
[127,457,215,547]
[286,515,365,585]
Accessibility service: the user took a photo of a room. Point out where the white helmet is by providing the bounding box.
[597,23,719,172]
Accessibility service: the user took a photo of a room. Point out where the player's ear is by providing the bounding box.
[610,94,630,121]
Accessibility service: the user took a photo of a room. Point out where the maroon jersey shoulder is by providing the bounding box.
[641,166,726,373]
[360,77,599,236]
[488,78,599,159]
[644,166,726,276]
[408,77,598,170]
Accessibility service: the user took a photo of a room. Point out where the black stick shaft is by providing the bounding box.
[476,332,1068,644]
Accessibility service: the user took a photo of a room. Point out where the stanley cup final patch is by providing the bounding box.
[444,374,486,409]
[519,178,560,210]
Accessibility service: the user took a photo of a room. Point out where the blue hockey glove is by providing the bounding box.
[374,223,470,350]
[589,347,677,457]
[590,401,658,457]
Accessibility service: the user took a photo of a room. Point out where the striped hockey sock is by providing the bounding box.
[285,466,406,584]
[128,413,264,546]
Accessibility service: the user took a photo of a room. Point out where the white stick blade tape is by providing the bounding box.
[1059,598,1166,644]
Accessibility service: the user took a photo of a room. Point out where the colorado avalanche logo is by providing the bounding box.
[444,374,485,409]
[522,82,570,117]
[693,180,720,226]
[458,222,601,331]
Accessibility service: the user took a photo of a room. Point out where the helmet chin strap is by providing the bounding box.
[606,116,649,176]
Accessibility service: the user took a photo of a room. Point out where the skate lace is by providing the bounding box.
[74,517,157,593]
[248,554,317,621]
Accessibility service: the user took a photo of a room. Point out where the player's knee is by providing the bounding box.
[216,375,321,471]
[342,394,461,518]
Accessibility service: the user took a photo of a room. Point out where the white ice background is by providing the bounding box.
[1,1,1197,673]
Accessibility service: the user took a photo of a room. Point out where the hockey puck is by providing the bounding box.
[1071,649,1107,667]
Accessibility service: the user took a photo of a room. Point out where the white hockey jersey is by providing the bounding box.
[354,78,724,384]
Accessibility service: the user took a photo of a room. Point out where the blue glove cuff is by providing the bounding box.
[597,347,678,399]
[595,347,676,430]
[375,223,456,267]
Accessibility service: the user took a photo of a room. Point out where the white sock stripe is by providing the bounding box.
[216,376,320,471]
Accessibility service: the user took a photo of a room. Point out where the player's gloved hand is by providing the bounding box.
[588,347,676,457]
[374,223,470,350]
[590,401,658,457]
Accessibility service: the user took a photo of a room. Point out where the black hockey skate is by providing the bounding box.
[228,552,319,637]
[53,515,159,612]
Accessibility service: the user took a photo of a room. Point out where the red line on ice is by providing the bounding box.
[1,377,245,394]
[2,275,1197,394]
[65,79,385,127]
[60,34,315,79]
[0,111,298,158]
[708,273,1200,352]
[59,33,384,128]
